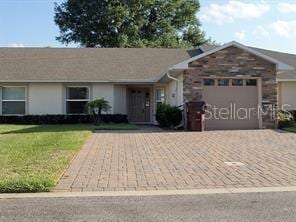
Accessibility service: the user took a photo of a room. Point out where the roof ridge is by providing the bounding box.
[199,43,296,56]
[0,47,190,50]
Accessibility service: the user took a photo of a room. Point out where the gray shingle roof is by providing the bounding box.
[0,44,295,82]
[200,44,296,68]
[0,48,198,82]
[249,47,296,80]
[249,47,296,68]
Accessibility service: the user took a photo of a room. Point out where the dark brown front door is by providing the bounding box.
[128,88,151,122]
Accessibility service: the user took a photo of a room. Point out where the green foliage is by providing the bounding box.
[0,176,54,193]
[86,98,111,124]
[167,106,183,127]
[0,124,94,193]
[95,123,138,130]
[282,126,296,133]
[54,0,208,48]
[278,111,294,129]
[156,103,182,127]
[156,103,169,126]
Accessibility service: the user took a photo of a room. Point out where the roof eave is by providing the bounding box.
[0,79,159,84]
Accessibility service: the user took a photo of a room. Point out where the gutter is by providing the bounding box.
[0,79,158,84]
[166,72,179,82]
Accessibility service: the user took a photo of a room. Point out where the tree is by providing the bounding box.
[86,98,111,125]
[54,0,208,48]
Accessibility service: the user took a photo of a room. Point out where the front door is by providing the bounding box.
[128,88,151,122]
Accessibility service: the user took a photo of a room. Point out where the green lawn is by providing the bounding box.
[0,124,95,193]
[95,123,138,130]
[282,126,296,133]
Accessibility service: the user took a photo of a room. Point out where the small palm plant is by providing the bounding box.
[86,98,111,125]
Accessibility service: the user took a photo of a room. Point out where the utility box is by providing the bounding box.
[186,101,206,131]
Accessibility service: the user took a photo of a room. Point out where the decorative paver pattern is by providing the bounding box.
[55,130,296,192]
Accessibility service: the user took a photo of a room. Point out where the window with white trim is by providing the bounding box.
[66,87,90,114]
[156,88,165,107]
[2,87,26,115]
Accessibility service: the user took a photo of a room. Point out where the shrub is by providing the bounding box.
[278,111,294,129]
[0,114,128,125]
[290,110,296,121]
[156,103,182,127]
[156,103,169,126]
[86,98,111,125]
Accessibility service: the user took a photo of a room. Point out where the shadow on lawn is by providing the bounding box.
[4,125,287,135]
[1,124,95,135]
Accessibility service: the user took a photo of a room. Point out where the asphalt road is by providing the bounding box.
[0,191,296,222]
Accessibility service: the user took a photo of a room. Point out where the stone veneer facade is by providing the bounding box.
[183,46,277,128]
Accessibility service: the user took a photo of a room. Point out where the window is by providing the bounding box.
[156,88,165,107]
[2,87,26,115]
[246,79,257,86]
[66,87,89,114]
[218,79,229,86]
[203,79,215,86]
[232,79,243,86]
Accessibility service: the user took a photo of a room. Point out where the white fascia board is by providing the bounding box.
[172,41,294,71]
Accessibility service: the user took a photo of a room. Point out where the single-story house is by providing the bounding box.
[0,41,295,130]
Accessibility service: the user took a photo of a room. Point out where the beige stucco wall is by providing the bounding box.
[166,73,183,107]
[0,82,145,116]
[28,83,63,114]
[113,85,127,114]
[92,83,114,113]
[279,82,296,110]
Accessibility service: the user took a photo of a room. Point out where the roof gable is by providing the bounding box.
[172,41,294,71]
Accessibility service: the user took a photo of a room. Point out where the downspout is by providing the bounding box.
[166,72,179,107]
[167,72,184,129]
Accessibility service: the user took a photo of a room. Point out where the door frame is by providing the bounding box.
[126,85,153,124]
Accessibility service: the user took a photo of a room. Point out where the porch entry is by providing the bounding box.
[128,87,151,123]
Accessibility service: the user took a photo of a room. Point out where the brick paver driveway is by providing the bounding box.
[56,129,296,192]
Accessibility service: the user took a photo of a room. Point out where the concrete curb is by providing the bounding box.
[1,186,296,199]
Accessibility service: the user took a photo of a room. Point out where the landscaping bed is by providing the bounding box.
[0,124,95,193]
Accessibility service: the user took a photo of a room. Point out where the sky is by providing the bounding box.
[0,0,296,54]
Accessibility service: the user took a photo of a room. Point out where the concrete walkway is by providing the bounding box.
[55,129,296,192]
